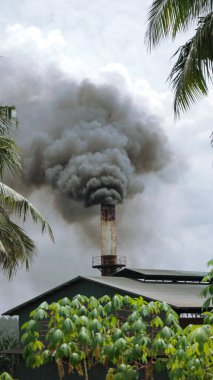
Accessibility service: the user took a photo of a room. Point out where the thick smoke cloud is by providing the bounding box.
[22,78,169,219]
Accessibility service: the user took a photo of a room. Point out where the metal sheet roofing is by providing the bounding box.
[84,276,205,309]
[128,268,206,277]
[114,268,207,281]
[3,272,207,315]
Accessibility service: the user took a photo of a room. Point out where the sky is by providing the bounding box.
[0,0,213,314]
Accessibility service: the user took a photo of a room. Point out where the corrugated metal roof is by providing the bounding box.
[84,276,205,309]
[114,268,206,281]
[3,274,206,315]
[128,268,206,277]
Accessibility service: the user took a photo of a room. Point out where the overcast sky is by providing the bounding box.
[1,0,213,314]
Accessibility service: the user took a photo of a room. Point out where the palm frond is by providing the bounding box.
[0,182,54,242]
[168,12,213,117]
[0,105,54,277]
[0,136,21,178]
[0,105,20,177]
[0,105,18,133]
[146,0,213,49]
[0,209,36,278]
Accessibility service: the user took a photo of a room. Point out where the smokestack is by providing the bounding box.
[92,204,126,276]
[101,204,116,257]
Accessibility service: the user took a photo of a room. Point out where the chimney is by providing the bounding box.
[101,204,116,257]
[92,204,126,276]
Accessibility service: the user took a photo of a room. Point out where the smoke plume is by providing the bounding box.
[22,77,169,220]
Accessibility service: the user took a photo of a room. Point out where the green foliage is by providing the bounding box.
[0,372,13,380]
[0,105,17,131]
[201,259,213,311]
[21,294,181,380]
[167,324,213,380]
[0,107,53,277]
[0,335,19,379]
[21,294,213,380]
[168,12,213,118]
[0,335,18,351]
[0,317,18,338]
[146,1,213,117]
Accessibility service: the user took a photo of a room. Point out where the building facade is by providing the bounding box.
[3,268,207,379]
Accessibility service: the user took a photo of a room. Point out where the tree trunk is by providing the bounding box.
[84,357,89,380]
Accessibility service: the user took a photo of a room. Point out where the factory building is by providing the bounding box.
[2,204,209,379]
[4,266,207,380]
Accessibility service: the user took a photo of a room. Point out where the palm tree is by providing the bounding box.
[0,106,53,278]
[145,0,213,117]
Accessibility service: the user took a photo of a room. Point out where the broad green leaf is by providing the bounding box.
[93,333,104,347]
[151,316,164,328]
[153,338,167,353]
[21,332,36,345]
[114,338,127,352]
[42,350,52,364]
[58,343,71,358]
[79,315,89,326]
[72,314,80,326]
[0,372,14,380]
[160,326,173,339]
[132,319,146,333]
[59,297,71,306]
[69,352,80,366]
[39,301,49,310]
[32,340,44,351]
[112,329,123,341]
[89,308,99,319]
[33,309,48,321]
[104,302,112,315]
[99,295,111,304]
[90,319,102,332]
[123,295,131,306]
[70,299,81,309]
[79,306,87,316]
[121,322,130,334]
[24,320,38,333]
[128,311,139,323]
[78,328,90,345]
[140,305,149,317]
[118,364,128,372]
[176,348,187,360]
[112,295,123,309]
[62,318,74,333]
[51,329,64,344]
[88,296,98,308]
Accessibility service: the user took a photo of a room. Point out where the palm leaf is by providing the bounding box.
[168,11,213,117]
[0,182,54,241]
[146,0,213,49]
[0,206,36,278]
[0,105,54,277]
[0,105,20,177]
[0,136,21,178]
[0,105,17,132]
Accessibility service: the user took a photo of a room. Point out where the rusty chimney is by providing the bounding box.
[92,204,126,276]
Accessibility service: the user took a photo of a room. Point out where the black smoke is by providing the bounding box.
[22,77,169,219]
